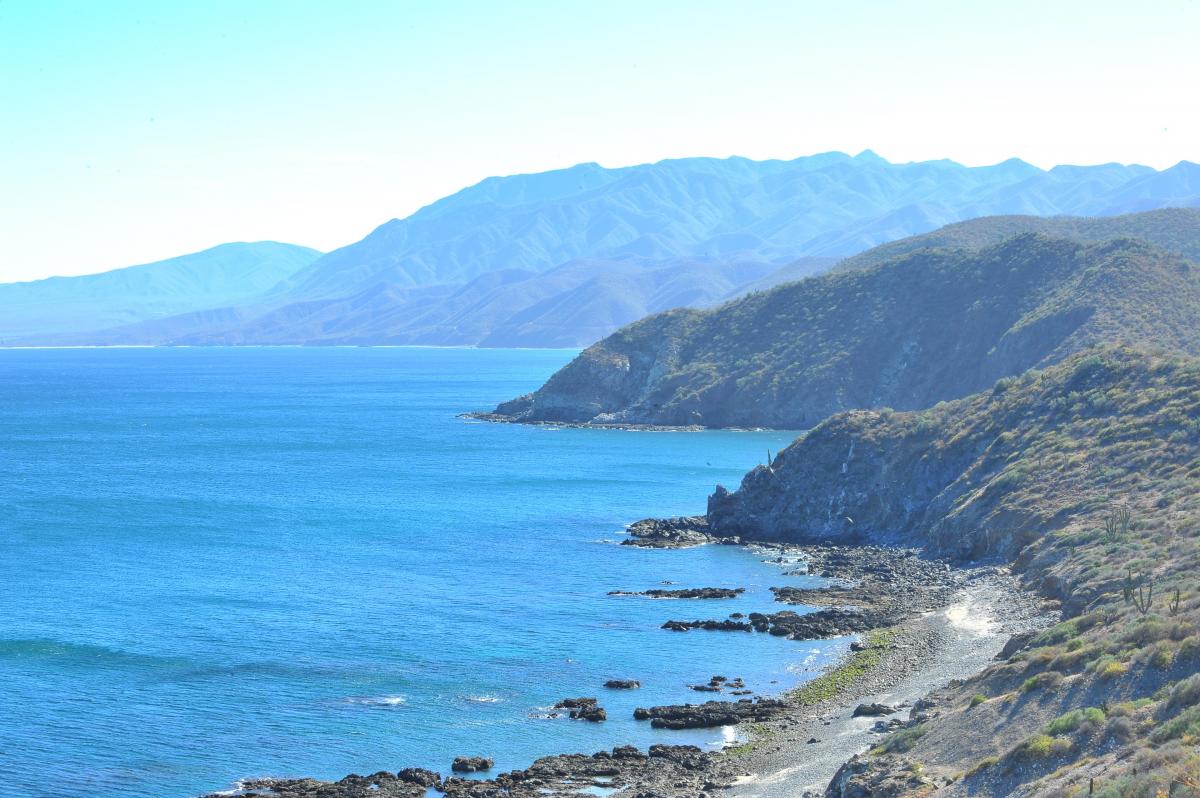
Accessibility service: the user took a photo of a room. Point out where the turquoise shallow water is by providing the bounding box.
[0,347,837,798]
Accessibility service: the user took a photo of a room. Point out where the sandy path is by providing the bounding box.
[727,574,1047,798]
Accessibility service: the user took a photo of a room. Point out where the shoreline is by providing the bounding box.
[461,411,795,434]
[205,528,1056,798]
[724,568,1052,798]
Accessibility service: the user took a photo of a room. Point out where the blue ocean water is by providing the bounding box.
[0,347,837,798]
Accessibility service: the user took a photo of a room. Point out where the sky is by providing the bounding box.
[1,0,1197,282]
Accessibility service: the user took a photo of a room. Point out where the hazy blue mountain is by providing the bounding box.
[83,256,822,348]
[0,242,321,341]
[16,153,1200,347]
[272,152,1177,305]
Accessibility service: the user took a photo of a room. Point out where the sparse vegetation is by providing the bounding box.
[787,628,895,707]
[870,724,928,755]
[702,345,1200,795]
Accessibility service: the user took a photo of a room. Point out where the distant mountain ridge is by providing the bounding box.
[488,209,1200,427]
[0,242,321,341]
[7,152,1200,347]
[273,152,1193,303]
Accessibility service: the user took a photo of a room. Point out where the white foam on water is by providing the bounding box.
[462,694,503,704]
[346,695,407,707]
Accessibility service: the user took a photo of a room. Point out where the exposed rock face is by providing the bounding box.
[704,349,1182,562]
[603,679,640,689]
[488,227,1200,429]
[826,753,933,798]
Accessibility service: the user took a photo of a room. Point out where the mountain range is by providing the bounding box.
[6,152,1200,347]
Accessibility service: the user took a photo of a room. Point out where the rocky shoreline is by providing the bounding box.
[460,411,708,432]
[201,521,1055,798]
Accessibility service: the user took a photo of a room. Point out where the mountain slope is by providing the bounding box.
[489,216,1200,427]
[705,346,1200,796]
[0,242,321,341]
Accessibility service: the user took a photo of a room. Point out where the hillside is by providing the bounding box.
[835,207,1200,273]
[489,216,1200,427]
[0,242,321,341]
[705,347,1200,796]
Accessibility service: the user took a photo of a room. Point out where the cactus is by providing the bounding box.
[1169,587,1182,616]
[1133,575,1154,616]
[1104,505,1132,543]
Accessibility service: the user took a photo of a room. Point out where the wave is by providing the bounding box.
[346,695,407,707]
[461,694,503,704]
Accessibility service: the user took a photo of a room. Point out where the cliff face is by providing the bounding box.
[706,347,1200,566]
[494,227,1200,428]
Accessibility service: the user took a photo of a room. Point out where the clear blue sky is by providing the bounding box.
[1,0,1196,281]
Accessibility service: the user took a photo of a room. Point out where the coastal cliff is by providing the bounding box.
[490,212,1200,429]
[707,346,1200,796]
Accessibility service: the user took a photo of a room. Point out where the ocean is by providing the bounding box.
[0,347,838,798]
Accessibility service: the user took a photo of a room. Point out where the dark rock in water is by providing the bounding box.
[691,684,721,692]
[633,698,785,729]
[604,679,640,689]
[554,697,606,721]
[661,619,752,632]
[451,756,493,773]
[622,516,717,548]
[571,704,607,722]
[852,702,897,717]
[608,587,745,599]
[396,767,441,787]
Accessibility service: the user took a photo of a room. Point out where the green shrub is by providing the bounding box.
[1046,707,1106,736]
[969,693,987,708]
[1151,705,1200,743]
[1168,673,1200,710]
[1022,671,1065,692]
[870,724,928,755]
[1013,733,1073,759]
